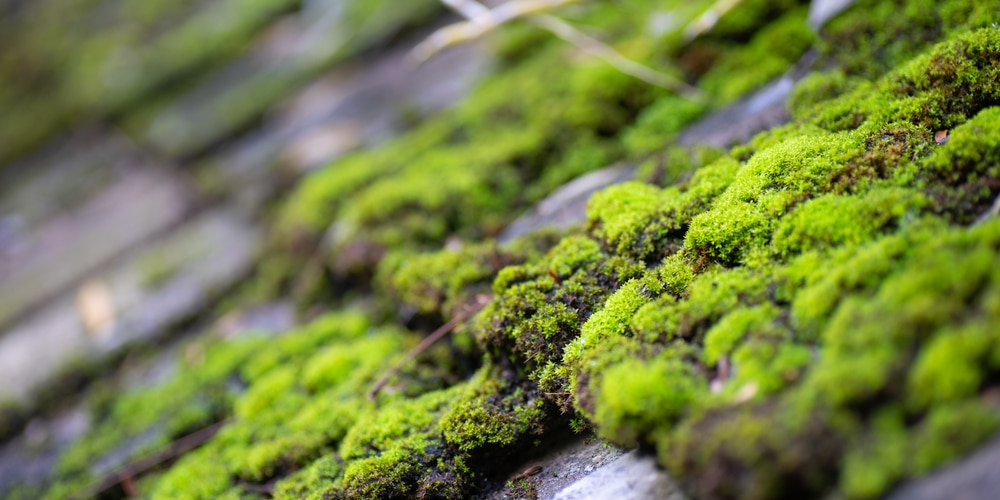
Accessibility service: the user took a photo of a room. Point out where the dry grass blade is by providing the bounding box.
[412,0,579,61]
[682,0,745,42]
[532,13,703,99]
[415,0,704,99]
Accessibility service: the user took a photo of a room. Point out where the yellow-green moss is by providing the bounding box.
[31,4,1000,500]
[594,354,705,446]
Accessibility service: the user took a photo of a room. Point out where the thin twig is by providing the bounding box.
[532,13,703,99]
[415,0,704,98]
[79,420,229,499]
[368,295,492,401]
[681,0,744,43]
[413,0,579,61]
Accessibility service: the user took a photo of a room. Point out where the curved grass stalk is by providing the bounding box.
[413,0,705,100]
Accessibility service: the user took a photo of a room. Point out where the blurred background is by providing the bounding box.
[0,0,491,433]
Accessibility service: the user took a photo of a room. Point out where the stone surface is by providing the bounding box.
[127,1,442,157]
[480,435,627,500]
[479,433,684,500]
[0,407,90,492]
[0,159,193,331]
[677,75,794,149]
[499,164,637,243]
[0,209,259,404]
[808,0,857,30]
[885,432,1000,500]
[552,450,685,500]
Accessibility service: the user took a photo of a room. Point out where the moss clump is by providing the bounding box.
[772,187,927,257]
[376,233,559,319]
[586,157,740,263]
[476,235,644,382]
[593,353,705,446]
[819,0,996,80]
[919,106,1000,223]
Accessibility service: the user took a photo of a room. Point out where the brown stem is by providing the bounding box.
[368,295,491,401]
[79,419,229,499]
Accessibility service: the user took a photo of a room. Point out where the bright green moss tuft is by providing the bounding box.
[339,388,454,461]
[703,304,781,367]
[440,367,547,453]
[478,234,644,377]
[642,252,695,298]
[686,130,867,264]
[587,182,664,259]
[564,279,651,369]
[772,188,927,257]
[594,353,706,446]
[376,235,556,318]
[341,446,420,499]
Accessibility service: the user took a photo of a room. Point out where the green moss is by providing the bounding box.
[772,187,927,257]
[33,4,1000,500]
[586,156,740,263]
[696,8,816,103]
[686,130,866,264]
[787,71,866,120]
[820,0,995,80]
[594,354,706,446]
[272,455,343,500]
[663,400,846,500]
[147,455,239,500]
[562,279,652,381]
[703,305,781,366]
[477,235,644,379]
[642,251,696,297]
[906,323,994,410]
[340,388,453,461]
[376,235,556,318]
[840,407,909,499]
[587,182,664,259]
[341,446,421,498]
[920,106,1000,223]
[440,367,547,453]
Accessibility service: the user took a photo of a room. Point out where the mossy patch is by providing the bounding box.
[24,3,1000,500]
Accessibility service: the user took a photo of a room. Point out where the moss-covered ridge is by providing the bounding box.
[11,2,1000,500]
[547,27,1000,499]
[260,0,825,309]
